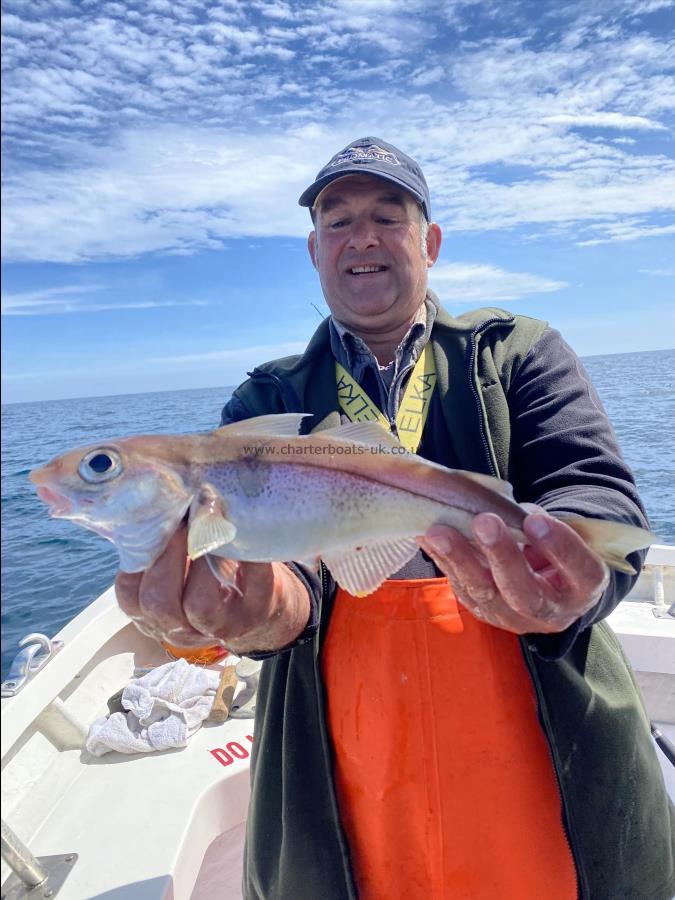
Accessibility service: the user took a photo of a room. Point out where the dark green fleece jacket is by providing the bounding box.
[222,306,675,900]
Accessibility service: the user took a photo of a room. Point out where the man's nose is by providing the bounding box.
[348,218,379,250]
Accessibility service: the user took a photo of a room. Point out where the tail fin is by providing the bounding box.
[563,516,657,574]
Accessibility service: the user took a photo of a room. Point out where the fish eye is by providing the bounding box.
[78,448,123,483]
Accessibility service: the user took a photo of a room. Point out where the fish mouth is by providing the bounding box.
[35,485,73,517]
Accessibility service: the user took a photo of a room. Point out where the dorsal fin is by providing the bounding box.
[311,411,342,433]
[215,413,309,438]
[317,420,403,450]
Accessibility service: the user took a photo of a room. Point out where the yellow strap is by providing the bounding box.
[335,343,437,454]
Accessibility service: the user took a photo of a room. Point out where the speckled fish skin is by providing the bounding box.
[29,414,655,589]
[193,457,471,563]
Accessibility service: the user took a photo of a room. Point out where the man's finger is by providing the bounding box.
[420,526,500,616]
[135,526,204,643]
[472,513,557,620]
[419,525,542,632]
[522,515,609,603]
[183,556,238,638]
[115,570,143,618]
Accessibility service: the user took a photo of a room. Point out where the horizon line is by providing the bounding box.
[2,346,673,408]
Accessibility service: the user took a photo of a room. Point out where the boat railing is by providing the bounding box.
[631,544,675,618]
[1,818,77,898]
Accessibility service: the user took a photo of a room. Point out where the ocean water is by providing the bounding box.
[2,349,674,678]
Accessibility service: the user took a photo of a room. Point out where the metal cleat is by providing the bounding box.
[1,634,64,698]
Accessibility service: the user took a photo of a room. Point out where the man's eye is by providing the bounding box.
[328,219,347,229]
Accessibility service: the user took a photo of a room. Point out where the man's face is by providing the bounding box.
[308,174,441,335]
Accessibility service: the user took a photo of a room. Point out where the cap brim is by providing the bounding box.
[298,169,427,218]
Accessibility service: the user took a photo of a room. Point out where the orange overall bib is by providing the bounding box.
[321,578,578,899]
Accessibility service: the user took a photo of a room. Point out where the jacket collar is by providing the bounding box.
[277,292,516,378]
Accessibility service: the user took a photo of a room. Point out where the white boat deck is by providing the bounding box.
[1,590,252,899]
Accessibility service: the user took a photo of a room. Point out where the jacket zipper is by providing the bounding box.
[469,319,583,898]
[521,646,585,900]
[467,316,513,477]
[314,560,358,899]
[252,369,357,898]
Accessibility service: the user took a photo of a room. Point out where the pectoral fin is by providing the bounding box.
[188,484,237,560]
[205,554,242,594]
[322,537,418,597]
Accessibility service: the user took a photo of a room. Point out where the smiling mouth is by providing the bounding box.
[348,265,389,276]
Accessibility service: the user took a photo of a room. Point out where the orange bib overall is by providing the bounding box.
[321,578,577,899]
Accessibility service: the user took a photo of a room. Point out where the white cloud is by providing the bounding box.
[541,113,666,131]
[1,283,210,315]
[1,339,310,381]
[1,285,101,315]
[631,0,674,12]
[2,1,675,261]
[4,104,675,262]
[410,65,445,87]
[2,126,325,261]
[253,2,296,21]
[430,263,567,303]
[576,221,675,246]
[148,341,308,365]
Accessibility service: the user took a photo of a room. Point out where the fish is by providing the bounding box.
[29,412,656,597]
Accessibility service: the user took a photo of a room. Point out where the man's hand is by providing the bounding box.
[417,511,609,634]
[115,524,311,654]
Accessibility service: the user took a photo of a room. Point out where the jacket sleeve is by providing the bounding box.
[507,326,650,658]
[219,392,321,659]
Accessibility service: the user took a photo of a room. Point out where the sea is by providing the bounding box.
[2,348,674,679]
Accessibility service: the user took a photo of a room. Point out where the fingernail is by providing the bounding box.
[525,514,550,540]
[473,515,500,546]
[425,533,452,556]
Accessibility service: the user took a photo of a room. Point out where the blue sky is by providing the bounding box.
[2,0,674,404]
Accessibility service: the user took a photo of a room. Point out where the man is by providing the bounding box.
[116,138,674,899]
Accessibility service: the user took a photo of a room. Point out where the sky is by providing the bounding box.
[2,0,674,404]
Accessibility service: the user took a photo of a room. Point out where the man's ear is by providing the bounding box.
[425,223,442,268]
[308,231,319,269]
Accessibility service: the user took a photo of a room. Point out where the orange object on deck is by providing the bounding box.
[161,642,228,665]
[321,578,578,900]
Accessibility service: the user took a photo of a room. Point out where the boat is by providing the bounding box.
[2,544,674,899]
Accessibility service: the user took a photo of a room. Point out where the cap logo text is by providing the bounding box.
[328,144,400,168]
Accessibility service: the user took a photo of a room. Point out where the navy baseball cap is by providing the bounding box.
[298,137,431,221]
